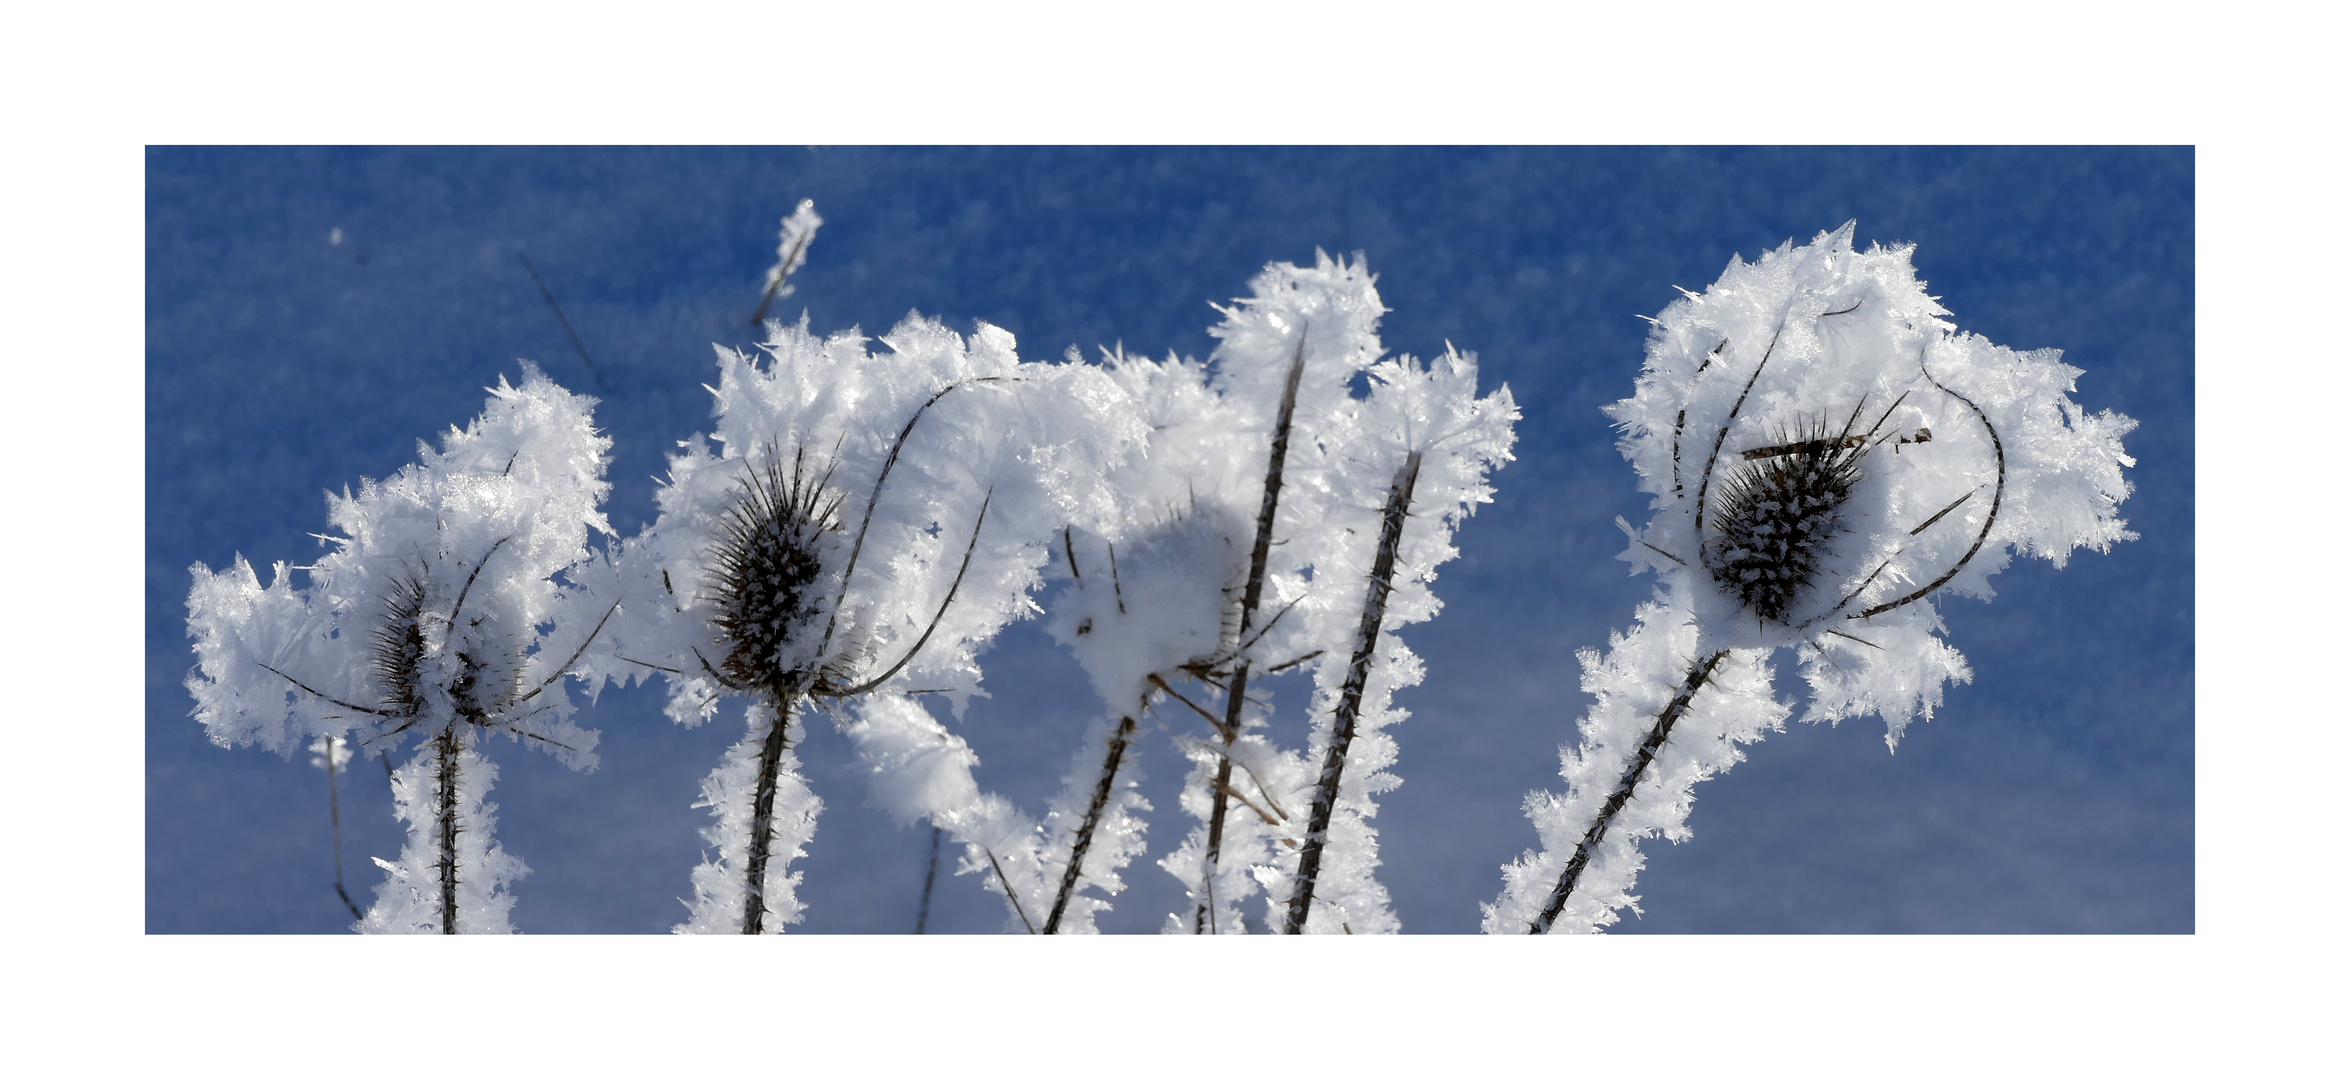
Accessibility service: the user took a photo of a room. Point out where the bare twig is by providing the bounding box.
[1148,673,1232,740]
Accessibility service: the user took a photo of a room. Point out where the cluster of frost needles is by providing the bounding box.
[184,212,2131,935]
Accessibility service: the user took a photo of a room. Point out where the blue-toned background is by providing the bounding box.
[146,147,2191,934]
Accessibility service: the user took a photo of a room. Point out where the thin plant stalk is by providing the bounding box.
[325,736,363,922]
[1284,450,1421,934]
[1527,649,1729,935]
[1198,331,1306,933]
[915,825,940,933]
[1043,715,1139,934]
[434,724,461,935]
[740,689,802,935]
[516,248,602,390]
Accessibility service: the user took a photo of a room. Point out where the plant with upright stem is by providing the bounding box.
[573,310,1142,933]
[1483,224,2137,934]
[186,362,615,933]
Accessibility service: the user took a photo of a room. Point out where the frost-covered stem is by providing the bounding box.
[1284,450,1420,935]
[741,686,802,935]
[1044,715,1138,934]
[1528,649,1729,935]
[749,222,814,326]
[1199,332,1306,932]
[326,737,361,921]
[434,725,461,935]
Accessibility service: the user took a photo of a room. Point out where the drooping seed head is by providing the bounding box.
[1707,417,1869,622]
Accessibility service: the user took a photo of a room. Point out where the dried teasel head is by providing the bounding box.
[370,572,428,717]
[1705,412,1872,623]
[704,448,846,699]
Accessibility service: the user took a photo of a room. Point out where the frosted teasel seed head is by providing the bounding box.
[1610,223,2135,740]
[1705,409,1876,623]
[702,447,848,699]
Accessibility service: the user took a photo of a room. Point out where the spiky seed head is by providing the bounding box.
[1707,418,1868,622]
[705,449,844,698]
[371,573,428,717]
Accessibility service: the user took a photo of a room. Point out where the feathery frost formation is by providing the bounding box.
[1484,224,2136,934]
[573,313,1144,932]
[186,362,613,932]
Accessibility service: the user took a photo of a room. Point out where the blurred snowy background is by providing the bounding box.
[145,146,2190,934]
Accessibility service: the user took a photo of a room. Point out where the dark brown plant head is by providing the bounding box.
[1707,414,1870,622]
[705,448,845,698]
[371,572,428,717]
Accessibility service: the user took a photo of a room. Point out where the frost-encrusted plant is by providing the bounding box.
[1268,349,1516,934]
[574,312,1143,933]
[186,362,614,933]
[1056,254,1515,934]
[1483,224,2137,934]
[1033,359,1251,933]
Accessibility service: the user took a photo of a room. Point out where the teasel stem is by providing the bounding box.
[740,687,802,935]
[325,736,362,922]
[1528,649,1729,934]
[434,724,461,935]
[1284,449,1422,935]
[516,248,602,390]
[1199,329,1306,933]
[986,848,1037,934]
[1044,715,1139,934]
[749,223,815,327]
[915,825,941,934]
